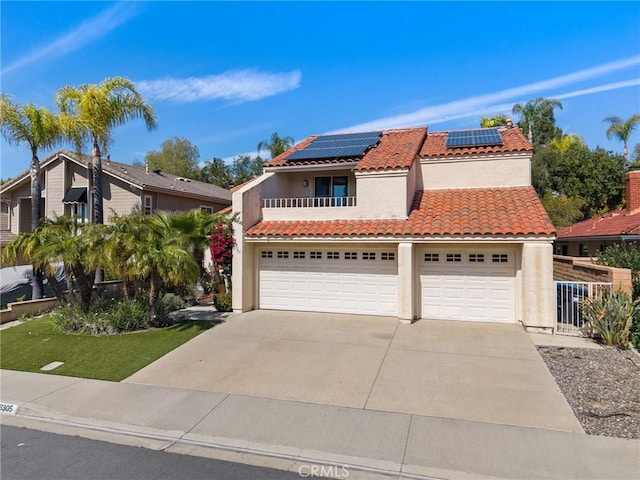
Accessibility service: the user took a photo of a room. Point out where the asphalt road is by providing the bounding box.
[1,425,333,480]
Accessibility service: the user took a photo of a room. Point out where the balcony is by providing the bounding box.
[262,196,356,208]
[261,196,359,221]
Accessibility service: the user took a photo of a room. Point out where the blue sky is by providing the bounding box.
[1,1,639,180]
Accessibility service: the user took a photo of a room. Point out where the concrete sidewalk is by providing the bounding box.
[1,369,638,480]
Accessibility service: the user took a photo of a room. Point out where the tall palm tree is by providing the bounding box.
[512,97,563,145]
[0,95,62,299]
[257,132,294,159]
[480,114,508,128]
[604,114,640,163]
[55,77,157,225]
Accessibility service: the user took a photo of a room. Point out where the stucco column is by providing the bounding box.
[397,242,414,323]
[521,242,555,331]
[231,191,256,313]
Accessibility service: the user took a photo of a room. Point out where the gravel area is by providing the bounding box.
[538,345,640,439]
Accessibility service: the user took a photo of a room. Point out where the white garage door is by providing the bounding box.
[420,249,516,323]
[259,247,397,316]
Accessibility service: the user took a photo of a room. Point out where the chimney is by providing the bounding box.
[506,118,513,128]
[106,153,110,164]
[145,162,149,174]
[626,170,640,212]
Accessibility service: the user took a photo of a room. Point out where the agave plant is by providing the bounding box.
[581,291,638,348]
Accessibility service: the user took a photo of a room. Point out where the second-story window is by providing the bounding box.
[314,176,348,206]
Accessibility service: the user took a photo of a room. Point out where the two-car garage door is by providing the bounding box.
[259,247,398,316]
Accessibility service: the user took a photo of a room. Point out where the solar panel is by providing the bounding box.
[287,131,382,160]
[446,128,503,148]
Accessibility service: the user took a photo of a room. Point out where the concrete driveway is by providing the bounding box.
[125,310,582,433]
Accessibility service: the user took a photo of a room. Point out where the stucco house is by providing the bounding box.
[555,170,640,257]
[0,150,231,263]
[231,125,557,330]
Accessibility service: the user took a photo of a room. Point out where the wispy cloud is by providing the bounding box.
[1,2,140,75]
[136,70,302,103]
[341,56,640,132]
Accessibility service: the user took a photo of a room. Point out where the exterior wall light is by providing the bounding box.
[303,180,309,187]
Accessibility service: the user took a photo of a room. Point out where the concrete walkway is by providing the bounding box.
[1,369,638,480]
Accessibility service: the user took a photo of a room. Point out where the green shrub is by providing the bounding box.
[632,314,640,351]
[213,292,232,312]
[52,297,148,335]
[156,293,185,324]
[581,291,638,348]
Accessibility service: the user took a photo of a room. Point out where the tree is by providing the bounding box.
[257,132,294,159]
[479,114,508,128]
[597,242,640,298]
[546,143,625,217]
[0,95,63,299]
[604,114,640,163]
[56,77,157,225]
[512,97,563,146]
[196,157,232,188]
[230,154,265,185]
[121,211,200,323]
[547,134,586,154]
[540,193,586,228]
[145,136,200,179]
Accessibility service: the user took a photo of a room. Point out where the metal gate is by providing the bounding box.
[555,281,612,335]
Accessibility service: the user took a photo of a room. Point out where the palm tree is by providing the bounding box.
[120,211,200,323]
[480,114,508,128]
[55,77,157,225]
[512,97,563,145]
[548,134,586,154]
[257,132,294,159]
[604,114,640,163]
[0,95,62,299]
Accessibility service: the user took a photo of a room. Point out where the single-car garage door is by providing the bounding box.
[259,246,397,316]
[420,248,516,323]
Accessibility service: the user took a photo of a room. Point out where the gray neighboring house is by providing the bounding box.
[0,150,231,265]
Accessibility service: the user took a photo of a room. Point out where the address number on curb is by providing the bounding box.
[0,403,18,414]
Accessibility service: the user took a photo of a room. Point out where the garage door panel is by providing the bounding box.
[259,247,397,316]
[420,248,516,323]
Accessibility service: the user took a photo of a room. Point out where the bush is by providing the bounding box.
[596,242,640,298]
[156,293,185,324]
[52,297,148,335]
[632,314,640,351]
[213,292,232,312]
[581,291,638,348]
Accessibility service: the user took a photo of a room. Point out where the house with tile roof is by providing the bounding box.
[231,124,557,330]
[555,170,640,257]
[0,150,231,264]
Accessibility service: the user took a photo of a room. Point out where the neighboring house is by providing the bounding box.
[0,150,231,264]
[232,125,556,330]
[556,170,640,256]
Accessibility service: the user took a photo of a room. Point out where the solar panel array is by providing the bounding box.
[446,128,503,148]
[287,131,382,161]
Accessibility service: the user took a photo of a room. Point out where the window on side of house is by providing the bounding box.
[72,203,88,223]
[144,194,153,215]
[201,206,214,214]
[579,244,589,257]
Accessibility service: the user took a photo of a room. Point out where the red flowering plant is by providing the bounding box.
[209,220,234,287]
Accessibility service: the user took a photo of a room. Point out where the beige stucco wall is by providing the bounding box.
[232,173,275,312]
[520,242,555,331]
[420,154,531,190]
[356,171,409,219]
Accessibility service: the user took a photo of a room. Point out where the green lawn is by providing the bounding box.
[0,317,214,381]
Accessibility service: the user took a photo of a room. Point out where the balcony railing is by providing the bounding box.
[263,196,356,208]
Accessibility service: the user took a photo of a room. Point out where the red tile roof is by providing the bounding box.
[420,127,533,157]
[265,126,530,171]
[247,187,555,238]
[556,208,640,239]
